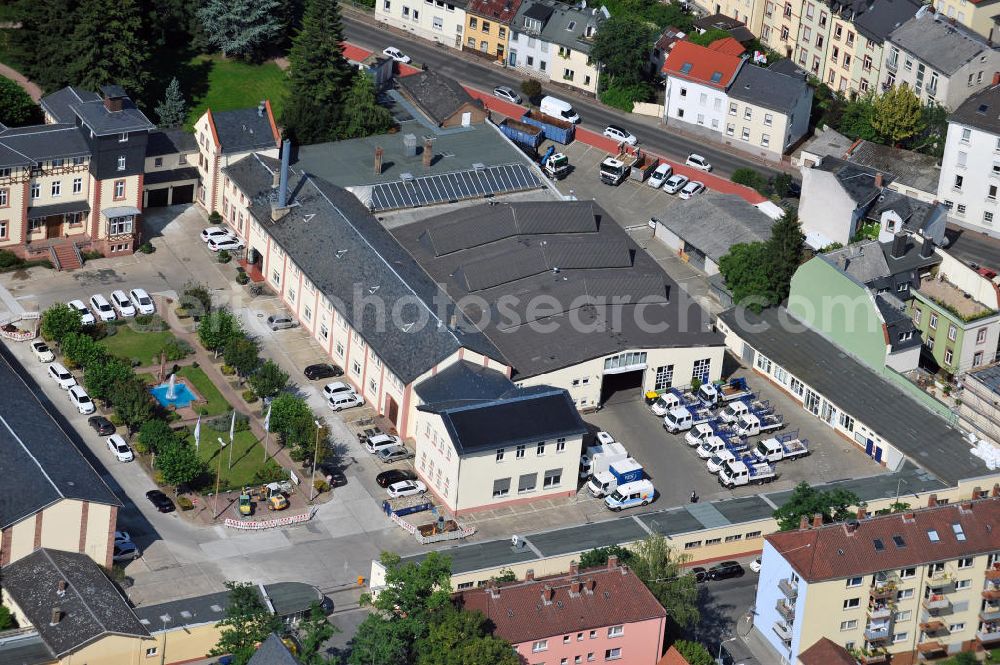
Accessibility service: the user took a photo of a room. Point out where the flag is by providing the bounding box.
[264,403,272,433]
[229,410,236,444]
[194,416,201,451]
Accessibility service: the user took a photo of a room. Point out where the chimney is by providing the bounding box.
[607,555,618,569]
[994,72,1000,87]
[928,494,938,507]
[56,580,67,596]
[569,561,579,576]
[972,486,982,500]
[449,313,457,329]
[857,506,867,520]
[585,578,596,593]
[525,569,535,581]
[487,580,500,599]
[891,233,907,259]
[541,585,555,604]
[374,146,384,175]
[799,515,810,531]
[50,607,62,626]
[902,511,915,522]
[874,172,884,189]
[993,483,1000,497]
[846,520,859,534]
[278,139,291,208]
[960,501,974,513]
[812,513,823,528]
[257,100,266,118]
[423,138,434,167]
[920,237,935,259]
[101,85,125,112]
[570,580,583,595]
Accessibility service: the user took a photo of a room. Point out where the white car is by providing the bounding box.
[328,392,365,411]
[68,299,96,326]
[386,479,427,498]
[679,181,705,200]
[749,556,762,573]
[383,46,411,63]
[201,226,234,243]
[323,381,356,399]
[366,433,403,454]
[208,236,245,252]
[31,340,54,363]
[663,174,689,194]
[647,163,673,188]
[685,153,712,171]
[68,385,95,414]
[89,294,117,322]
[493,85,522,104]
[129,288,155,315]
[107,434,134,462]
[603,125,638,146]
[110,290,136,317]
[48,362,77,389]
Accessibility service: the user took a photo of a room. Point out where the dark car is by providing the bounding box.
[88,415,116,436]
[376,469,417,488]
[691,567,708,583]
[304,363,344,380]
[146,490,175,513]
[708,561,744,581]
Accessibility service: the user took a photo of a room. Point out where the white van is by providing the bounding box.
[604,479,655,511]
[540,96,580,124]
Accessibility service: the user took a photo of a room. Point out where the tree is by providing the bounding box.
[590,15,655,88]
[84,358,134,403]
[109,378,154,434]
[41,303,83,344]
[0,603,13,631]
[210,581,283,665]
[415,606,519,665]
[61,332,107,369]
[197,0,282,61]
[765,211,804,304]
[871,84,925,145]
[338,71,394,140]
[838,93,882,142]
[224,336,259,378]
[0,77,41,127]
[248,360,289,399]
[578,545,635,569]
[10,0,80,91]
[687,28,730,47]
[68,0,150,95]
[197,309,242,354]
[155,77,187,128]
[156,439,205,486]
[772,172,794,198]
[521,78,543,102]
[298,602,337,665]
[718,242,773,312]
[268,393,317,455]
[731,167,770,196]
[349,618,408,665]
[139,418,180,455]
[283,0,353,144]
[628,534,700,629]
[673,640,715,665]
[773,481,861,531]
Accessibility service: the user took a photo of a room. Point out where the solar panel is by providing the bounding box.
[364,163,543,212]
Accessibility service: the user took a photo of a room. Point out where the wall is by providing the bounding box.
[464,12,510,59]
[414,411,463,510]
[823,16,862,94]
[937,120,999,236]
[664,76,731,136]
[0,500,114,568]
[932,0,1000,40]
[760,0,803,58]
[939,251,1000,310]
[909,290,1000,375]
[558,47,599,94]
[513,617,665,665]
[797,165,858,247]
[794,3,833,81]
[376,0,466,48]
[754,538,803,663]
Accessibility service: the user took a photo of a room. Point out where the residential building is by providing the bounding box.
[375,0,468,48]
[883,8,1000,109]
[959,364,1000,448]
[507,0,607,95]
[663,39,812,160]
[692,12,757,43]
[142,128,198,208]
[463,0,522,61]
[755,495,1000,664]
[759,0,805,59]
[248,634,302,665]
[794,125,854,167]
[792,0,834,80]
[844,140,941,202]
[932,0,1000,41]
[695,0,767,34]
[414,362,587,513]
[396,70,487,126]
[938,83,1000,235]
[648,26,686,77]
[455,557,667,665]
[796,637,858,665]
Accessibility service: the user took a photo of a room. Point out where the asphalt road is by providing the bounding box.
[945,223,1000,271]
[342,13,788,180]
[692,566,761,665]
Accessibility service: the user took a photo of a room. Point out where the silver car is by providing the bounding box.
[267,314,298,331]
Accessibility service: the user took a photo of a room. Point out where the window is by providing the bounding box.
[556,437,566,452]
[956,579,972,589]
[945,348,954,365]
[975,351,985,366]
[900,567,916,579]
[303,305,312,322]
[335,342,344,357]
[532,640,548,653]
[72,177,82,194]
[726,123,735,136]
[30,182,40,199]
[841,619,858,630]
[433,16,443,29]
[741,127,750,141]
[761,134,770,148]
[744,107,752,120]
[764,113,773,127]
[146,647,158,657]
[516,444,525,459]
[114,179,126,199]
[987,212,995,224]
[892,633,907,644]
[958,203,967,215]
[117,155,126,171]
[729,101,737,115]
[518,473,537,494]
[958,152,968,168]
[961,127,972,143]
[536,441,545,456]
[949,622,966,632]
[469,16,477,28]
[605,648,622,661]
[496,448,505,462]
[847,576,863,587]
[977,328,988,344]
[948,324,957,341]
[563,69,574,82]
[843,598,860,609]
[482,20,490,32]
[0,221,6,239]
[608,626,624,638]
[692,358,711,382]
[51,181,63,197]
[929,313,938,330]
[492,477,510,497]
[320,323,329,340]
[543,469,562,488]
[991,185,998,200]
[654,365,674,391]
[368,378,378,395]
[958,557,974,569]
[895,610,911,622]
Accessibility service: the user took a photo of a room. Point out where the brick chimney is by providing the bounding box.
[541,585,555,604]
[607,555,618,569]
[812,513,823,528]
[902,511,915,522]
[101,85,125,112]
[486,580,500,599]
[857,506,866,520]
[928,494,938,508]
[874,172,884,189]
[960,501,974,513]
[374,146,384,175]
[423,138,433,167]
[993,71,1000,86]
[525,569,535,581]
[799,515,810,531]
[585,578,596,593]
[56,580,67,596]
[569,561,579,576]
[972,486,982,500]
[993,483,1000,497]
[50,607,62,626]
[570,580,583,595]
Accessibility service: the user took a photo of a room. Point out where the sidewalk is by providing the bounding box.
[0,61,42,102]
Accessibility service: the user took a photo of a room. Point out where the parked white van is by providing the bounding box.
[540,96,580,124]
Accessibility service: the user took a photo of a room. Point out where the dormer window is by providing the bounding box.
[524,17,541,31]
[119,132,128,142]
[117,155,126,171]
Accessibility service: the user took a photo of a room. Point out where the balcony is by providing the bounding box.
[978,627,1000,644]
[917,641,947,661]
[868,604,893,620]
[870,583,897,600]
[919,620,946,633]
[775,599,796,623]
[985,567,1000,581]
[773,621,792,644]
[980,608,1000,622]
[922,594,951,611]
[858,653,889,665]
[864,625,891,641]
[778,578,798,600]
[983,588,1000,601]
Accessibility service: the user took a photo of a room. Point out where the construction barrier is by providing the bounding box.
[224,508,316,530]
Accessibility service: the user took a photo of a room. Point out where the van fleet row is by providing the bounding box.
[579,431,656,511]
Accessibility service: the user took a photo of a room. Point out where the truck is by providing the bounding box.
[540,147,570,179]
[663,405,714,434]
[718,397,771,424]
[604,479,655,511]
[735,411,784,437]
[684,422,716,447]
[628,151,660,182]
[499,118,544,150]
[754,431,810,462]
[600,157,629,186]
[649,387,698,416]
[521,110,575,144]
[579,440,628,479]
[588,458,644,497]
[698,378,752,407]
[717,459,777,488]
[706,449,736,474]
[697,435,749,460]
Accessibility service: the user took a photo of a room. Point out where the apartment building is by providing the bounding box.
[791,0,833,80]
[825,0,920,96]
[463,0,522,61]
[760,0,805,58]
[142,128,198,208]
[375,0,468,48]
[959,364,1000,448]
[932,0,1000,41]
[755,495,1000,664]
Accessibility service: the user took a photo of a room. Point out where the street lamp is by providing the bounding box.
[159,614,171,665]
[893,478,909,510]
[717,635,738,665]
[309,420,322,503]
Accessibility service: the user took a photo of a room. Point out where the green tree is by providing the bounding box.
[248,360,289,400]
[283,0,353,144]
[155,77,187,127]
[731,167,771,196]
[349,619,408,665]
[197,0,282,61]
[41,303,83,344]
[415,606,519,665]
[338,71,395,140]
[10,0,79,91]
[628,534,699,630]
[139,418,180,455]
[109,378,154,434]
[952,652,978,665]
[773,481,861,531]
[298,602,338,665]
[0,603,14,631]
[84,357,134,403]
[910,101,948,157]
[673,640,715,665]
[765,211,804,304]
[772,172,794,198]
[589,15,655,88]
[838,93,882,142]
[61,332,107,369]
[182,282,214,318]
[521,78,543,101]
[871,84,925,145]
[687,28,730,47]
[224,336,259,379]
[210,581,283,665]
[719,242,773,312]
[68,0,150,95]
[268,393,317,455]
[155,439,205,486]
[0,77,41,127]
[578,544,635,569]
[197,309,242,354]
[599,83,652,112]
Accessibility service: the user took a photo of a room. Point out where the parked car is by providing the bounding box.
[323,381,356,398]
[708,561,744,580]
[48,362,77,389]
[112,541,140,562]
[89,293,117,322]
[129,288,155,315]
[691,567,708,583]
[267,314,298,331]
[663,174,689,194]
[685,153,712,171]
[68,299,96,326]
[603,125,638,146]
[679,181,705,200]
[382,46,411,63]
[386,479,426,498]
[647,163,673,188]
[31,340,54,363]
[110,289,136,317]
[366,433,403,454]
[493,85,522,104]
[304,363,344,380]
[107,434,134,462]
[328,392,364,411]
[68,385,95,414]
[378,445,414,464]
[88,415,116,436]
[749,557,762,573]
[376,469,418,488]
[146,489,175,513]
[207,236,245,252]
[114,530,132,544]
[201,226,234,243]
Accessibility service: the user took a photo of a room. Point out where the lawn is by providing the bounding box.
[183,428,275,492]
[100,327,179,364]
[176,365,230,417]
[184,55,288,128]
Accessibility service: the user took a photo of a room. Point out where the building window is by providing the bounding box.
[846,576,862,587]
[726,123,735,136]
[744,107,752,120]
[913,307,922,324]
[958,557,974,569]
[319,323,329,340]
[692,358,711,382]
[741,127,750,141]
[955,175,964,190]
[900,567,915,579]
[469,16,477,28]
[108,215,133,235]
[146,647,158,657]
[843,598,860,609]
[949,623,966,632]
[117,155,126,171]
[563,69,574,82]
[944,348,954,365]
[352,360,362,375]
[729,101,736,115]
[516,444,525,459]
[496,448,505,462]
[976,351,985,366]
[608,625,624,638]
[892,633,907,644]
[605,648,622,661]
[654,365,673,390]
[271,270,280,286]
[948,324,957,341]
[929,313,938,329]
[0,220,6,239]
[543,469,562,488]
[335,342,344,357]
[840,620,858,630]
[114,179,126,200]
[987,212,995,224]
[839,413,855,432]
[761,134,770,148]
[51,180,61,197]
[492,477,510,497]
[961,127,972,143]
[556,437,566,452]
[518,473,537,494]
[536,441,545,456]
[72,177,82,194]
[895,610,911,622]
[30,182,40,199]
[977,328,987,344]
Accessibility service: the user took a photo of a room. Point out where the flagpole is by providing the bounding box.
[213,437,226,518]
[194,416,201,453]
[228,411,235,470]
[263,403,272,464]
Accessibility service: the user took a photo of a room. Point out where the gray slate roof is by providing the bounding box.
[655,191,775,262]
[0,124,90,163]
[817,156,891,206]
[413,359,514,404]
[866,190,948,245]
[146,128,198,156]
[796,125,853,161]
[968,363,1000,395]
[852,0,920,44]
[1,549,149,658]
[0,345,119,530]
[888,11,995,75]
[718,306,987,485]
[875,293,922,352]
[396,71,482,126]
[513,0,607,54]
[249,634,302,665]
[728,64,809,114]
[143,166,200,186]
[211,106,279,153]
[223,154,500,384]
[39,86,100,124]
[28,200,91,218]
[846,140,940,195]
[135,582,323,630]
[950,84,1000,135]
[822,240,891,286]
[71,98,154,136]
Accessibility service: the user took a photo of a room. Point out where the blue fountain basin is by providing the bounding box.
[151,382,197,408]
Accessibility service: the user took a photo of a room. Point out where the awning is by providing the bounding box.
[27,201,90,218]
[101,206,141,218]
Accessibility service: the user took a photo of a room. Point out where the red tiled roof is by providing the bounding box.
[658,646,691,665]
[455,563,666,645]
[661,40,743,89]
[766,497,1000,583]
[707,37,746,57]
[341,43,371,63]
[467,0,522,23]
[797,637,856,665]
[655,27,686,51]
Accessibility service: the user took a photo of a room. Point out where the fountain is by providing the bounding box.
[166,374,177,400]
[151,373,197,408]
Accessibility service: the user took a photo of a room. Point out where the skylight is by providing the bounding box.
[873,538,885,551]
[680,62,693,74]
[892,535,906,548]
[711,71,723,83]
[566,20,576,30]
[927,529,940,542]
[978,104,990,115]
[953,523,966,541]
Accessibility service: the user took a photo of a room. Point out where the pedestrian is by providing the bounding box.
[690,490,699,503]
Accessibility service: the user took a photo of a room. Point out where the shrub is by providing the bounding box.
[0,250,24,270]
[177,496,194,511]
[236,271,250,285]
[253,463,286,484]
[81,250,104,262]
[221,364,236,376]
[160,338,193,361]
[138,242,155,254]
[242,389,258,403]
[599,83,651,113]
[181,283,213,317]
[521,78,543,101]
[208,211,223,225]
[109,413,123,427]
[313,479,330,494]
[204,411,250,432]
[175,306,190,319]
[731,167,771,196]
[217,249,232,264]
[134,314,154,327]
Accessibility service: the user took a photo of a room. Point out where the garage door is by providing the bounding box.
[172,184,194,205]
[145,188,169,208]
[600,370,644,406]
[686,246,707,271]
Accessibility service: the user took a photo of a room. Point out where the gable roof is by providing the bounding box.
[822,240,891,286]
[655,191,774,263]
[662,40,744,89]
[888,10,997,75]
[950,83,1000,135]
[208,103,280,153]
[766,497,1000,582]
[815,156,891,206]
[707,36,746,56]
[396,71,483,126]
[248,634,302,665]
[414,359,514,404]
[852,0,920,43]
[658,646,692,665]
[798,637,857,665]
[2,549,149,658]
[728,64,809,114]
[513,0,607,54]
[467,0,522,22]
[845,140,940,195]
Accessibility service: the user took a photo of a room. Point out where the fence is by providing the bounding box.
[224,508,316,530]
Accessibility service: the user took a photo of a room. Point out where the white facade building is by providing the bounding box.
[375,0,468,48]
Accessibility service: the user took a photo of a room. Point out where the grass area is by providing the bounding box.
[184,55,288,128]
[100,327,179,364]
[176,365,230,417]
[183,428,269,492]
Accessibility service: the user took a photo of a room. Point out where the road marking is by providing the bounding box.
[759,494,779,509]
[631,514,654,535]
[521,537,544,558]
